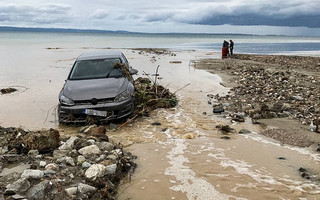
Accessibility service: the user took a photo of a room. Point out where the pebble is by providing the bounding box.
[78,145,101,158]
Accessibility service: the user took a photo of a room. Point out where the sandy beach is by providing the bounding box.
[1,48,320,199]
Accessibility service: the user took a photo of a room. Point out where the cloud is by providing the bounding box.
[138,0,320,28]
[90,9,109,20]
[0,4,72,25]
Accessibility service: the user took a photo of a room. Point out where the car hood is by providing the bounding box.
[63,78,129,101]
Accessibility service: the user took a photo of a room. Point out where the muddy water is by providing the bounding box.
[1,46,320,199]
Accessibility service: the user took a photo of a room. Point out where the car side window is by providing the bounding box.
[121,53,129,68]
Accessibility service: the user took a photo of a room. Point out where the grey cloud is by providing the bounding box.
[90,9,109,19]
[0,4,72,24]
[139,0,320,28]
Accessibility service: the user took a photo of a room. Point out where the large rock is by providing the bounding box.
[77,183,97,196]
[27,180,50,200]
[59,136,79,150]
[5,178,31,195]
[85,164,107,180]
[78,145,101,158]
[21,170,44,180]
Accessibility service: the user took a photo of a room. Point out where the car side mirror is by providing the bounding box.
[129,68,138,75]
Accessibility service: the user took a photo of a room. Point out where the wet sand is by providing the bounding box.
[1,48,320,199]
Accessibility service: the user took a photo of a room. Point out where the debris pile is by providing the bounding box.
[134,77,178,116]
[0,126,136,200]
[204,54,320,132]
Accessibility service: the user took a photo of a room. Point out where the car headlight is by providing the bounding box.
[59,94,75,106]
[114,90,131,102]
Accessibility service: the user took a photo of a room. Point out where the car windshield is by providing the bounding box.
[69,58,124,80]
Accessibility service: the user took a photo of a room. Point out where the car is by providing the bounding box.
[58,50,138,123]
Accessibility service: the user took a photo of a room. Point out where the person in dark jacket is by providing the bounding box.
[229,40,234,55]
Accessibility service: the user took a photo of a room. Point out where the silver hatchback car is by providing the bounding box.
[58,50,138,123]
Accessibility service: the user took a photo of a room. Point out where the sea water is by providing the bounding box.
[1,31,320,55]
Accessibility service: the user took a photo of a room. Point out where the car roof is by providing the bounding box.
[76,50,123,61]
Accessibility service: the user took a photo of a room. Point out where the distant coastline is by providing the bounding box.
[0,26,270,36]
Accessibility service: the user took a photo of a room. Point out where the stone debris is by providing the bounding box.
[0,87,17,94]
[203,54,320,133]
[0,126,136,200]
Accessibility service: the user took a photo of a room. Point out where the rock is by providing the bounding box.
[278,157,286,160]
[77,183,97,196]
[21,170,44,180]
[182,133,197,139]
[0,87,17,94]
[109,123,118,130]
[85,164,107,181]
[216,125,235,133]
[39,161,46,168]
[221,136,231,140]
[58,136,79,150]
[232,113,245,122]
[68,149,79,157]
[53,150,69,159]
[151,122,161,126]
[56,156,75,166]
[239,129,251,134]
[65,187,77,197]
[5,178,31,195]
[43,170,56,177]
[27,150,39,159]
[74,138,96,150]
[78,145,101,158]
[82,161,92,168]
[213,104,224,113]
[290,96,303,101]
[316,144,320,152]
[45,163,58,170]
[98,142,114,151]
[11,194,25,199]
[77,155,86,163]
[27,180,50,200]
[107,154,117,161]
[105,164,117,175]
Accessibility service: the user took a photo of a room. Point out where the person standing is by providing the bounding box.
[222,40,229,59]
[229,40,234,55]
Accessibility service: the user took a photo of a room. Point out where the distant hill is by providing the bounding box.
[0,26,255,36]
[0,26,131,34]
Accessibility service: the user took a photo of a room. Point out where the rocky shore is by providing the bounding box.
[0,126,136,200]
[195,54,320,148]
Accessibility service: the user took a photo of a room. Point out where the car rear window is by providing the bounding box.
[69,58,124,80]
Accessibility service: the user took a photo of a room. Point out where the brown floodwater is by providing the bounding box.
[1,46,319,199]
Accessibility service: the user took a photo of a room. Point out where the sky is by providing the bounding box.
[0,0,320,36]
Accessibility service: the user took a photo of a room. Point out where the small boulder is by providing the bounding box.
[27,150,39,159]
[58,136,79,150]
[78,145,101,158]
[77,183,97,196]
[26,180,50,200]
[5,178,31,195]
[98,142,114,151]
[45,163,58,170]
[65,187,77,197]
[85,164,107,181]
[21,170,44,180]
[56,156,75,166]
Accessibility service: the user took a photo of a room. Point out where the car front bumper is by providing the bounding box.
[58,98,134,123]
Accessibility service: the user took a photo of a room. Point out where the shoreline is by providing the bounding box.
[194,53,320,150]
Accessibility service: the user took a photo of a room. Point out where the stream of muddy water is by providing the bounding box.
[1,47,320,199]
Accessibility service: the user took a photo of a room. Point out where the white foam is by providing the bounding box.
[242,132,320,162]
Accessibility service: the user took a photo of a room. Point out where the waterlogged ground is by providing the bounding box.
[1,45,320,199]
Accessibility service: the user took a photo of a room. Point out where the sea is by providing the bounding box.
[1,31,320,55]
